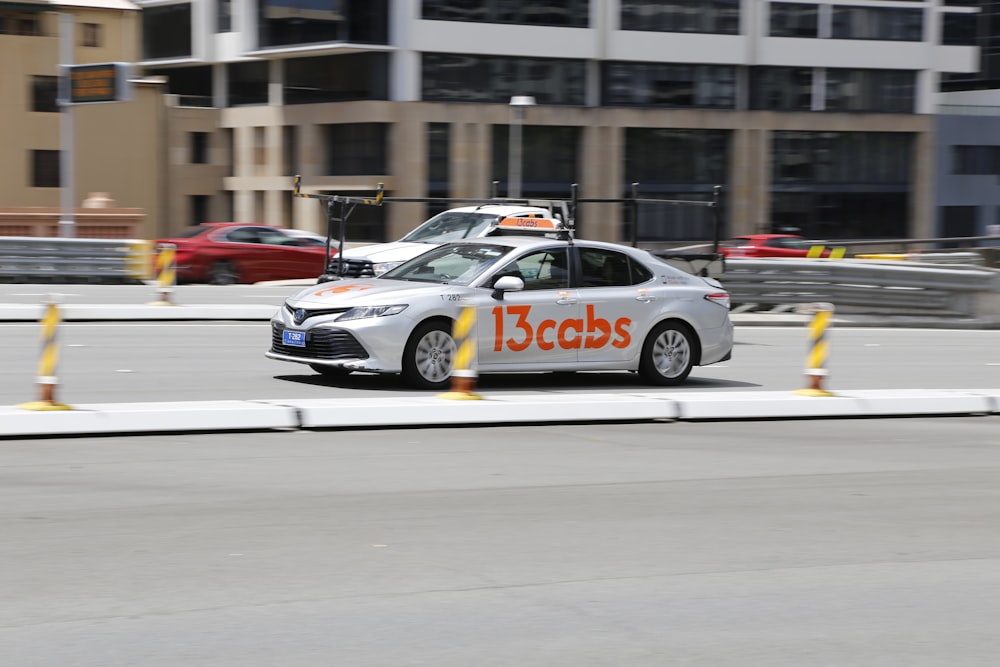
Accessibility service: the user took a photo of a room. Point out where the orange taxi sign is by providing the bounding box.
[496,216,561,230]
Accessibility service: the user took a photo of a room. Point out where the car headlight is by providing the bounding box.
[335,304,408,321]
[373,261,403,275]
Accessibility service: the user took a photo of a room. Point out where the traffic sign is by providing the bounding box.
[66,63,132,104]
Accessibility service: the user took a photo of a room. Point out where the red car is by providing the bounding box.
[718,234,834,258]
[155,223,336,284]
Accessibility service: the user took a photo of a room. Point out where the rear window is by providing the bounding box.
[176,226,214,238]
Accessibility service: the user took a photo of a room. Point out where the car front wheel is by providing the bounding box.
[402,320,455,390]
[638,321,696,386]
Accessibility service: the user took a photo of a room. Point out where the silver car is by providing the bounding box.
[266,226,733,389]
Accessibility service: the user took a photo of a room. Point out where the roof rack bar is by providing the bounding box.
[292,175,386,278]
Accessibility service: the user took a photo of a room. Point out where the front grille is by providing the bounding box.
[271,324,368,360]
[326,257,375,278]
[283,303,351,323]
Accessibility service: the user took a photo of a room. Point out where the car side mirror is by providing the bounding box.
[491,274,524,300]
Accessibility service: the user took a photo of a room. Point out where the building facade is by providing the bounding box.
[3,1,981,243]
[0,0,175,237]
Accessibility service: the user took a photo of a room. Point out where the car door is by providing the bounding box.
[477,246,581,369]
[575,246,658,365]
[219,226,280,281]
[258,228,325,279]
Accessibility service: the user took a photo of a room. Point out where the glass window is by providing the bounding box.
[940,206,977,238]
[952,145,1000,175]
[385,243,513,285]
[283,125,298,176]
[402,210,499,243]
[31,150,60,188]
[322,123,388,175]
[142,4,192,60]
[626,129,729,186]
[831,7,923,41]
[31,76,58,113]
[283,53,388,104]
[191,132,210,164]
[772,191,909,238]
[217,0,231,32]
[494,248,570,290]
[147,66,213,107]
[942,12,976,46]
[422,53,586,105]
[825,69,915,113]
[491,125,580,198]
[258,0,387,48]
[769,3,818,38]
[624,129,729,242]
[621,0,739,35]
[750,67,813,111]
[602,62,736,109]
[422,0,589,27]
[427,122,450,199]
[8,15,40,36]
[80,22,101,47]
[770,131,913,237]
[580,248,645,287]
[227,61,269,106]
[191,195,209,225]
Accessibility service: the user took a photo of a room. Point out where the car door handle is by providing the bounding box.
[635,295,657,302]
[556,297,578,305]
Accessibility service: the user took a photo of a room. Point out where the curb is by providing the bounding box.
[2,390,997,438]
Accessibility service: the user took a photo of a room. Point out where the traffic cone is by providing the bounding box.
[19,299,73,411]
[439,306,483,400]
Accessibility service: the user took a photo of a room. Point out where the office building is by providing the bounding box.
[4,1,981,242]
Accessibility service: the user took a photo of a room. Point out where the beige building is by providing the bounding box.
[0,0,175,238]
[1,0,982,245]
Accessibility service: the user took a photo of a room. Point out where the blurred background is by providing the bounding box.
[2,0,1000,255]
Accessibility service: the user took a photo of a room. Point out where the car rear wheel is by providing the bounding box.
[402,320,455,390]
[639,321,696,386]
[208,260,239,285]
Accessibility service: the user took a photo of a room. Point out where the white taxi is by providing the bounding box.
[333,203,556,277]
[266,218,733,389]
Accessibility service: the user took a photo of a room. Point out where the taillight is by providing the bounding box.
[704,292,730,309]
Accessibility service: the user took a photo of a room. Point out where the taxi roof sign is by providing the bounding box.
[496,216,563,230]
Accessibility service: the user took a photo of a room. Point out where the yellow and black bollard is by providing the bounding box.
[438,305,483,400]
[18,298,73,411]
[794,302,835,397]
[149,243,177,305]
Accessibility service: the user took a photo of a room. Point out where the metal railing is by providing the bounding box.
[721,258,1000,319]
[0,237,153,283]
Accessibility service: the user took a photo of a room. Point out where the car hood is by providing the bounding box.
[285,278,457,307]
[341,241,436,263]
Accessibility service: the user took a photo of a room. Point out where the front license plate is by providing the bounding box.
[283,330,306,347]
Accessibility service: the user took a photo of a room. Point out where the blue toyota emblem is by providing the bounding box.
[293,309,307,325]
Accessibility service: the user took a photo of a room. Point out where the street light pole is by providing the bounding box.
[507,95,535,199]
[58,13,76,238]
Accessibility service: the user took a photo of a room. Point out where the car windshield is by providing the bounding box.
[400,211,500,243]
[381,243,512,285]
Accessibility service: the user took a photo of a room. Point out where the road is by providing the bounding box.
[3,418,999,666]
[1,321,997,405]
[3,285,998,664]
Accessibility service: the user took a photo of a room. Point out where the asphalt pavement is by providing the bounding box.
[1,293,997,437]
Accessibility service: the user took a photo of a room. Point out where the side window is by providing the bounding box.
[495,248,569,290]
[580,248,636,287]
[226,227,264,243]
[630,261,653,284]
